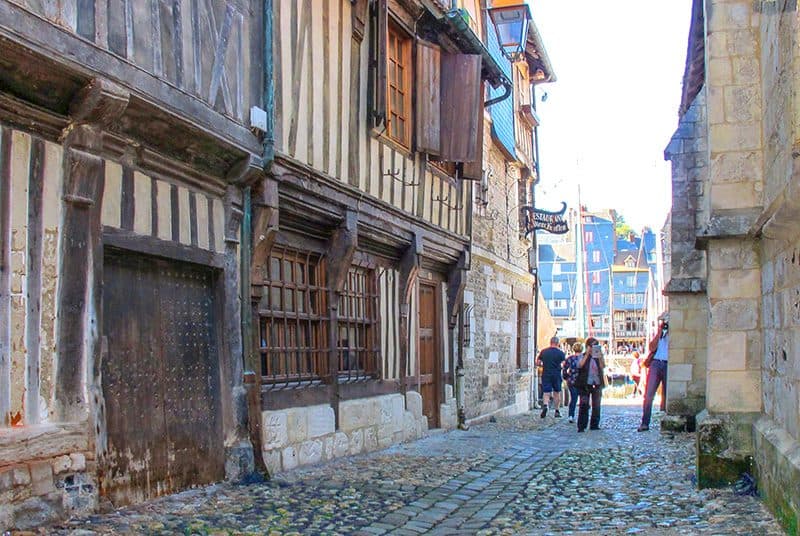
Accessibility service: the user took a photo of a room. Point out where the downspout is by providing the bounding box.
[485,81,512,107]
[530,86,541,409]
[453,78,510,429]
[243,0,276,478]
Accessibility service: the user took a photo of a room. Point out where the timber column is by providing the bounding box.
[54,79,129,424]
[696,0,764,488]
[223,159,264,481]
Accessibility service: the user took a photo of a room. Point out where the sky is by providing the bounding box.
[530,0,694,232]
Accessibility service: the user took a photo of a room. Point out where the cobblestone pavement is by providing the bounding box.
[46,401,785,535]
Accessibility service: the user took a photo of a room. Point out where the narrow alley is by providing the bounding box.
[48,403,783,535]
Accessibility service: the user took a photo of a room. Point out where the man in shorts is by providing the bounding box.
[536,336,566,418]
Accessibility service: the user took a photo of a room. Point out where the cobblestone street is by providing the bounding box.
[47,402,784,535]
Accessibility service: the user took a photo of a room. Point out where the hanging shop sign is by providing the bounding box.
[522,202,569,235]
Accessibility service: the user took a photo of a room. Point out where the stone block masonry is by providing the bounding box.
[0,424,95,531]
[665,0,800,531]
[260,393,428,474]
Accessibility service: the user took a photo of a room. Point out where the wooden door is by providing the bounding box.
[418,282,440,428]
[101,249,224,505]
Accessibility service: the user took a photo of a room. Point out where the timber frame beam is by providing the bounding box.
[325,210,359,428]
[55,78,130,424]
[446,249,469,329]
[398,232,423,392]
[0,1,262,178]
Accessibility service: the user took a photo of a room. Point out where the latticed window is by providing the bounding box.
[258,246,329,386]
[338,266,380,381]
[387,21,412,147]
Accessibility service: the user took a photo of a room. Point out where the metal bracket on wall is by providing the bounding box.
[383,167,420,187]
[435,192,464,211]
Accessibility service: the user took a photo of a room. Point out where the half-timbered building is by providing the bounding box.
[0,0,510,528]
[252,0,508,474]
[0,0,266,527]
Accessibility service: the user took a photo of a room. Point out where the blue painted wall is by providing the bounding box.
[486,22,516,158]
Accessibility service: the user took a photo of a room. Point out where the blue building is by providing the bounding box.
[537,210,659,351]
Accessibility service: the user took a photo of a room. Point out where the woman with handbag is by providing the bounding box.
[575,337,605,432]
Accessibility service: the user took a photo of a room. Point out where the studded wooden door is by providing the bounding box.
[101,249,224,505]
[418,282,440,428]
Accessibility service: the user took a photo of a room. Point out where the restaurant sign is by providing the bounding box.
[522,202,569,235]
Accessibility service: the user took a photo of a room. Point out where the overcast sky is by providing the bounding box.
[531,0,693,232]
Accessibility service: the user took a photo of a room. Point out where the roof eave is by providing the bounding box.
[524,18,556,85]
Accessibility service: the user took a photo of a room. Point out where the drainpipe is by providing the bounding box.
[263,0,275,165]
[242,0,276,478]
[485,81,512,108]
[530,86,541,409]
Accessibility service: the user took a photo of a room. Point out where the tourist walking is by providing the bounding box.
[575,337,605,432]
[638,313,669,432]
[537,336,566,418]
[562,342,583,423]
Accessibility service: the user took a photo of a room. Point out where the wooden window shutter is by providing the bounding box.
[416,40,441,155]
[439,54,482,162]
[368,0,388,129]
[461,81,484,180]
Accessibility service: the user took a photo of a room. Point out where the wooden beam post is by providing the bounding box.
[446,250,469,400]
[446,249,469,330]
[0,127,11,426]
[219,184,257,479]
[55,79,129,424]
[347,0,369,186]
[244,176,277,477]
[398,232,423,393]
[326,210,358,428]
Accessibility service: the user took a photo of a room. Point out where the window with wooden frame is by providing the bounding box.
[338,265,381,381]
[516,302,529,369]
[387,21,413,147]
[257,246,329,386]
[369,1,483,165]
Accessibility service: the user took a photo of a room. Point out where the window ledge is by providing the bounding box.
[372,129,413,159]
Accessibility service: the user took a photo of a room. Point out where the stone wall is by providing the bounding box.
[664,90,709,422]
[0,425,95,530]
[463,258,533,421]
[687,0,765,490]
[664,294,707,418]
[756,19,800,507]
[464,119,535,422]
[260,393,429,474]
[669,1,800,530]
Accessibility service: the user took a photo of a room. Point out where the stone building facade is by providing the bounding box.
[666,0,800,531]
[664,89,709,427]
[464,118,536,420]
[463,15,555,423]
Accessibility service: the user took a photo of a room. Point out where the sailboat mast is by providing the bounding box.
[574,186,585,339]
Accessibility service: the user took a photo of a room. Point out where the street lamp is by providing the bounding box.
[487,0,531,62]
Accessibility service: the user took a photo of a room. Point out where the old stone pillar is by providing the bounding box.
[696,0,765,487]
[663,88,709,432]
